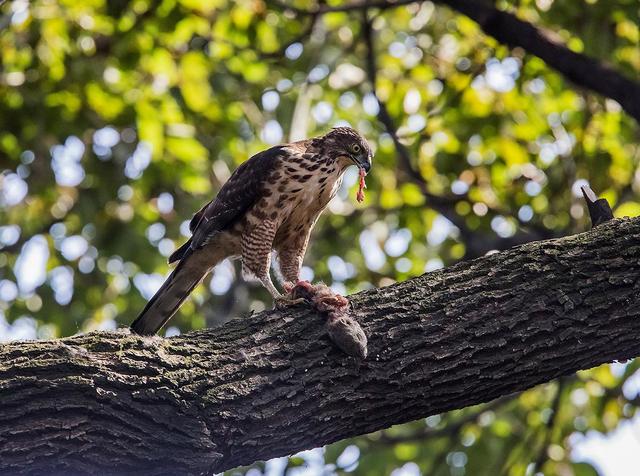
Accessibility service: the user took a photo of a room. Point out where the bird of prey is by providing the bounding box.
[130,127,372,335]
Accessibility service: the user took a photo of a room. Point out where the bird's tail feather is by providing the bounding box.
[130,256,208,336]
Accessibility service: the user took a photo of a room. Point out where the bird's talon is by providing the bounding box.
[274,296,307,309]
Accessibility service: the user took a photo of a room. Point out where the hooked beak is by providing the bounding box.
[351,154,372,173]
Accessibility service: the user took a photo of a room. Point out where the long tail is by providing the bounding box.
[130,252,208,336]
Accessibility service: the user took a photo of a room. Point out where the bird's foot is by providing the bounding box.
[287,281,349,311]
[275,281,309,309]
[282,281,295,294]
[287,280,313,296]
[274,281,315,309]
[276,281,351,314]
[274,295,307,309]
[283,280,312,292]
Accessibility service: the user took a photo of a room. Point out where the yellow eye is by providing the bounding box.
[352,144,361,153]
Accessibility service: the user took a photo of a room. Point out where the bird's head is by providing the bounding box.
[319,127,373,173]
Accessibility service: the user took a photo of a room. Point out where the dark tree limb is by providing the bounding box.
[269,0,640,123]
[360,9,553,257]
[359,10,469,230]
[437,0,640,123]
[1,218,640,474]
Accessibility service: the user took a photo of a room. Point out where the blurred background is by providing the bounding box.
[1,0,639,474]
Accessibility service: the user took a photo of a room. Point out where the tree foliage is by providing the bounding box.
[0,0,639,474]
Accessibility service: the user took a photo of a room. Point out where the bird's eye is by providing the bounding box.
[352,144,361,153]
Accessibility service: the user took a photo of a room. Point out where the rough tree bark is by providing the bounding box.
[2,218,640,475]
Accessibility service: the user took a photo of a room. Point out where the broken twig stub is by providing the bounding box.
[581,185,614,228]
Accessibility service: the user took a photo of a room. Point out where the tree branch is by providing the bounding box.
[360,9,481,241]
[269,0,640,123]
[1,218,640,473]
[360,10,553,257]
[437,0,640,123]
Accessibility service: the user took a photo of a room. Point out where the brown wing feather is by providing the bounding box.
[189,200,213,233]
[169,146,284,263]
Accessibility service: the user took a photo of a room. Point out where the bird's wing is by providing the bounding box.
[169,146,284,263]
[189,200,213,234]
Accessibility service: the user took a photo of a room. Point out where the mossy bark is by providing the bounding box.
[1,218,639,475]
